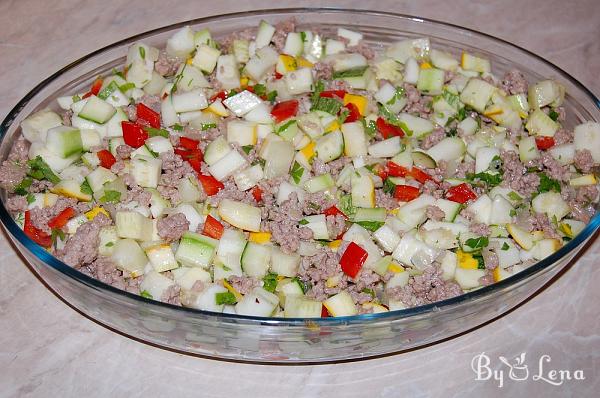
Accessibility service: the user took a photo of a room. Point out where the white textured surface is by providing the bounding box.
[0,0,599,396]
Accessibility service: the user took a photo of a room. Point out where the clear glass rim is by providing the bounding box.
[0,7,598,326]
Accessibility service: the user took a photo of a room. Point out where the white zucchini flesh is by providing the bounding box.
[20,109,62,143]
[284,296,322,318]
[325,39,346,55]
[337,28,363,46]
[227,120,258,146]
[175,231,218,269]
[45,126,82,158]
[385,38,430,63]
[235,286,280,317]
[244,46,279,81]
[145,136,173,155]
[166,26,195,58]
[403,57,420,84]
[255,20,276,48]
[172,267,212,291]
[186,284,229,312]
[316,130,344,162]
[115,211,153,241]
[234,164,264,191]
[301,214,329,240]
[218,199,262,232]
[532,192,571,221]
[222,90,263,117]
[130,155,162,188]
[573,122,600,162]
[208,149,247,181]
[284,68,313,95]
[111,238,147,277]
[270,247,301,277]
[466,194,493,225]
[171,89,208,113]
[192,44,221,73]
[323,291,357,317]
[277,181,306,205]
[263,141,295,179]
[28,142,79,172]
[396,194,436,228]
[215,229,245,279]
[204,136,232,166]
[160,96,179,127]
[459,78,496,113]
[454,268,485,290]
[475,147,500,173]
[78,96,116,124]
[351,172,375,208]
[174,204,203,231]
[332,53,367,72]
[368,136,402,158]
[397,113,434,138]
[216,54,241,90]
[145,244,178,272]
[426,137,466,164]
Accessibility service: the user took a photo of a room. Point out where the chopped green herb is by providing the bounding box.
[112,68,126,80]
[140,290,153,299]
[361,288,376,299]
[252,158,266,167]
[377,104,412,135]
[300,31,307,43]
[290,161,305,184]
[507,191,522,202]
[226,89,239,98]
[307,202,321,211]
[311,80,325,103]
[465,236,489,250]
[27,156,60,184]
[215,291,237,305]
[51,228,65,246]
[311,96,342,115]
[266,90,278,103]
[548,109,559,121]
[337,108,350,124]
[339,194,356,218]
[241,145,254,155]
[105,242,114,247]
[100,190,121,203]
[355,220,385,232]
[262,272,278,293]
[25,193,35,205]
[144,127,170,138]
[467,172,503,188]
[13,177,33,196]
[291,277,309,294]
[298,219,309,225]
[332,66,369,79]
[538,172,561,193]
[383,178,396,195]
[172,123,184,131]
[80,179,93,195]
[509,208,517,217]
[386,87,406,106]
[362,118,377,137]
[277,119,297,134]
[200,123,217,131]
[138,46,146,59]
[501,242,510,251]
[473,254,486,269]
[253,83,267,97]
[72,94,82,103]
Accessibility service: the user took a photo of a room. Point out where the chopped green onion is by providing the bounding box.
[215,291,237,305]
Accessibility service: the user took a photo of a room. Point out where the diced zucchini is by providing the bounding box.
[192,44,221,73]
[244,46,279,81]
[116,211,153,241]
[351,172,375,208]
[45,126,82,158]
[255,20,276,48]
[130,155,162,188]
[397,113,434,138]
[145,243,179,272]
[208,149,247,181]
[78,96,116,124]
[175,231,218,268]
[85,167,117,192]
[525,109,558,137]
[241,242,271,277]
[532,192,570,221]
[216,54,241,90]
[518,136,540,162]
[574,122,600,163]
[111,238,147,277]
[316,130,344,162]
[304,173,335,193]
[20,109,62,143]
[301,214,329,240]
[459,78,496,112]
[284,296,322,318]
[426,137,466,164]
[218,199,262,232]
[270,246,301,277]
[417,67,445,95]
[323,291,357,317]
[235,287,279,317]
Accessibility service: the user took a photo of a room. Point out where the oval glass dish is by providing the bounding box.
[1,8,599,363]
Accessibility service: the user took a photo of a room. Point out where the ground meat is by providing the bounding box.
[347,41,376,59]
[425,205,445,221]
[500,150,540,197]
[553,128,573,145]
[540,151,570,181]
[301,191,336,215]
[160,284,181,306]
[328,157,351,179]
[500,69,528,95]
[575,185,599,204]
[478,272,494,286]
[482,248,499,270]
[422,180,444,199]
[28,179,54,193]
[228,275,259,295]
[206,177,253,207]
[8,138,30,162]
[115,144,133,160]
[255,175,287,207]
[454,160,475,179]
[5,195,28,213]
[346,269,381,304]
[271,18,296,51]
[125,104,137,122]
[313,61,333,80]
[158,152,197,204]
[154,50,181,77]
[157,213,189,241]
[263,192,311,253]
[56,214,111,267]
[0,161,27,191]
[299,247,348,301]
[469,222,491,236]
[421,127,446,150]
[110,160,125,175]
[80,256,140,294]
[375,189,398,210]
[217,28,255,52]
[311,157,329,175]
[530,212,560,239]
[386,265,462,307]
[326,214,346,239]
[403,84,432,118]
[573,149,595,173]
[125,185,152,207]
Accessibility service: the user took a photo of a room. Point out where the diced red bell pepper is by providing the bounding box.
[323,205,348,220]
[202,215,224,239]
[274,71,284,80]
[136,103,161,128]
[96,149,116,169]
[271,100,299,123]
[82,78,104,99]
[394,185,421,202]
[23,211,52,247]
[373,163,389,180]
[251,186,263,202]
[198,174,224,196]
[344,102,361,123]
[339,242,368,278]
[320,90,347,99]
[179,136,200,150]
[446,183,477,204]
[121,121,148,148]
[376,117,405,139]
[48,207,76,230]
[175,148,203,173]
[210,90,227,102]
[535,136,555,150]
[409,167,434,184]
[321,305,329,318]
[387,161,410,177]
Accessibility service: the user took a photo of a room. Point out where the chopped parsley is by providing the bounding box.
[311,96,342,115]
[537,172,561,193]
[548,109,559,121]
[100,190,121,203]
[386,87,405,106]
[138,46,146,59]
[473,253,486,270]
[501,242,510,251]
[262,272,278,293]
[362,118,377,137]
[361,288,376,299]
[355,221,385,232]
[464,236,489,250]
[507,191,523,202]
[298,219,309,225]
[332,66,369,79]
[80,179,93,195]
[27,156,60,184]
[140,290,153,299]
[13,177,33,196]
[215,291,237,305]
[144,127,169,138]
[467,172,503,188]
[383,178,396,195]
[241,145,254,155]
[300,31,307,43]
[290,161,305,184]
[172,123,184,131]
[105,242,114,247]
[253,83,267,97]
[200,123,217,131]
[378,104,412,134]
[337,108,350,124]
[266,90,278,103]
[50,228,65,246]
[25,193,35,205]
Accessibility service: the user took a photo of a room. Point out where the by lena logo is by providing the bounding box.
[471,352,585,388]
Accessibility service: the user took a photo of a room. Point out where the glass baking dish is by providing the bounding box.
[0,8,598,363]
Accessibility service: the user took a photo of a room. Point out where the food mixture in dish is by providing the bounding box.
[2,18,598,317]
